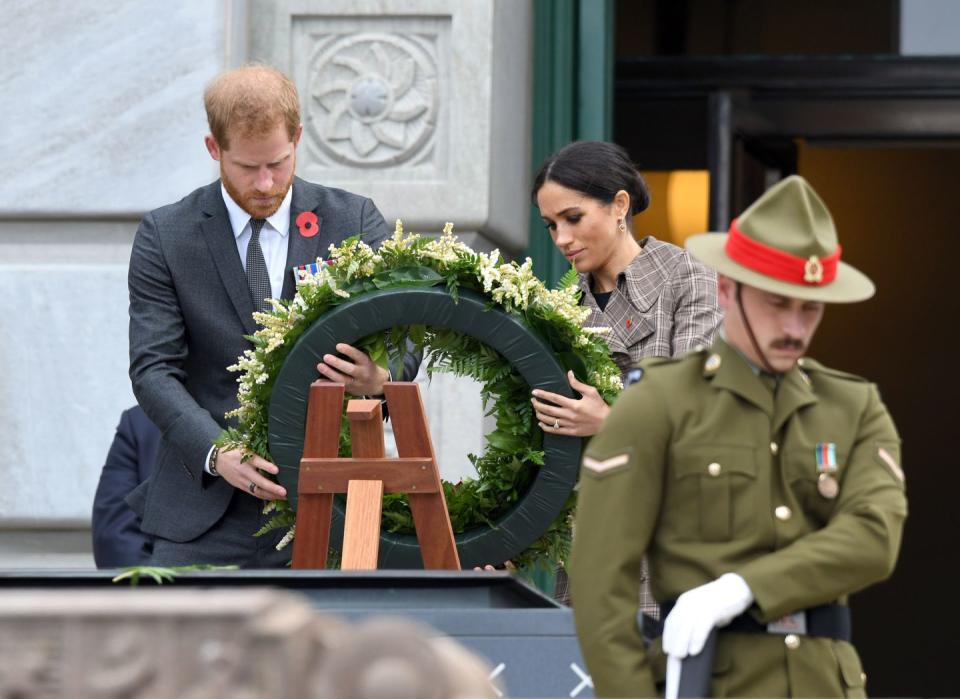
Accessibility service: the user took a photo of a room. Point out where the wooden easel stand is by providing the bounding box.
[291,381,460,571]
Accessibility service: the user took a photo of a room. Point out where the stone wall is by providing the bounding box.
[0,1,236,563]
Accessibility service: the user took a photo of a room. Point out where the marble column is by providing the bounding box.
[0,0,238,565]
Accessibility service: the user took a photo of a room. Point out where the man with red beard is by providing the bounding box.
[127,65,405,566]
[570,176,907,697]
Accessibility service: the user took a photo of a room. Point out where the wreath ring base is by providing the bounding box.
[268,286,582,569]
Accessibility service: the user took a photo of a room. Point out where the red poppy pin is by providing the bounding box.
[296,211,319,238]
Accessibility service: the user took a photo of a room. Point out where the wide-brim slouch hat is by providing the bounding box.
[685,175,875,303]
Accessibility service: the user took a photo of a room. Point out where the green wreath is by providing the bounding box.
[219,223,623,572]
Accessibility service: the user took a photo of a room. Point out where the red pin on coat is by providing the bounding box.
[296,211,319,238]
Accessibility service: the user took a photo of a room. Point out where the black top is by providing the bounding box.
[592,290,613,312]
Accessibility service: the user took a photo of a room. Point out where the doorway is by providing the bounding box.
[798,143,960,695]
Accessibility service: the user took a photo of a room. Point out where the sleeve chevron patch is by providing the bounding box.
[583,454,630,474]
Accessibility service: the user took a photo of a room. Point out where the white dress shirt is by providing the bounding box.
[221,183,293,302]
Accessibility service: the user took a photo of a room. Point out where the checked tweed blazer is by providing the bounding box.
[578,235,721,374]
[127,177,391,543]
[560,235,720,612]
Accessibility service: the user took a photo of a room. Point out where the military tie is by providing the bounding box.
[246,218,271,313]
[759,371,781,395]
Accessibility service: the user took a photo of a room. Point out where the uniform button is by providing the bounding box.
[860,672,867,683]
[775,506,792,521]
[796,357,806,367]
[707,462,722,477]
[704,354,722,373]
[770,442,779,455]
[784,634,800,650]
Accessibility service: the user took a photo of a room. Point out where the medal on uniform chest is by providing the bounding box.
[815,442,839,499]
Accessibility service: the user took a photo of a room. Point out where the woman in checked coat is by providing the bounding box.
[529,140,722,606]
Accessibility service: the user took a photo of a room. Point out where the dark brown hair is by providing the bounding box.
[532,141,651,215]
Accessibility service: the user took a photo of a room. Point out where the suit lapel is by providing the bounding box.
[601,292,655,356]
[622,238,669,313]
[282,178,326,300]
[576,253,658,359]
[200,184,258,336]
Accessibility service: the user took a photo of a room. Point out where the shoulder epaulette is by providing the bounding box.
[683,343,711,358]
[797,357,868,383]
[638,355,683,369]
[622,352,694,387]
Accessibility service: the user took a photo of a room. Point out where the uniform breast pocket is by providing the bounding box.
[784,449,844,525]
[669,446,758,542]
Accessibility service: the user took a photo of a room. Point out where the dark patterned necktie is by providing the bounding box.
[246,218,271,313]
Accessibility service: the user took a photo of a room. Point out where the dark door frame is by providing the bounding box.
[525,0,616,288]
[615,55,960,228]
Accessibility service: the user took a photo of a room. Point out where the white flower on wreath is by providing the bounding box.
[476,250,503,293]
[592,370,624,393]
[251,300,298,354]
[422,222,472,266]
[327,240,379,281]
[491,257,543,311]
[381,219,420,255]
[536,286,592,327]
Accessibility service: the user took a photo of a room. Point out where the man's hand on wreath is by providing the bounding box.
[531,370,610,437]
[317,342,390,396]
[215,449,287,501]
[472,561,516,572]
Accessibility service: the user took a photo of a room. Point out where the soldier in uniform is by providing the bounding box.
[569,175,907,698]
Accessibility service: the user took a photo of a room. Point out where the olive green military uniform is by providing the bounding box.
[569,338,907,697]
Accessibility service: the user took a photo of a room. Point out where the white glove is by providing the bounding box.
[662,573,753,658]
[665,655,682,699]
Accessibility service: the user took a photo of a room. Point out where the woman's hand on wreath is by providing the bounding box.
[215,449,287,501]
[317,342,390,396]
[532,370,610,437]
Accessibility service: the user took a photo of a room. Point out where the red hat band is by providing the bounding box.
[725,219,841,286]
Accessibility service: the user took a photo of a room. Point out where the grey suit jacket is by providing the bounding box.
[128,177,392,541]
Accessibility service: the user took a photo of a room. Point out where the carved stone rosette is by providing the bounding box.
[307,32,439,169]
[253,0,533,251]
